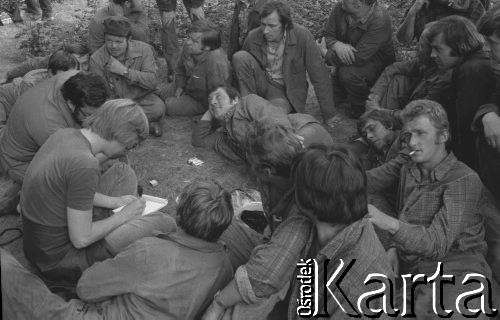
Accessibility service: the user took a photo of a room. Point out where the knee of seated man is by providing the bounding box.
[232,51,255,69]
[337,65,366,87]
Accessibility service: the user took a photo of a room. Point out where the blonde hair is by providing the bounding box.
[83,98,148,149]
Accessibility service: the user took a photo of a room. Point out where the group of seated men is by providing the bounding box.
[1,0,500,319]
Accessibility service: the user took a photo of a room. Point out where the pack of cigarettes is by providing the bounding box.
[187,157,204,166]
[149,179,159,187]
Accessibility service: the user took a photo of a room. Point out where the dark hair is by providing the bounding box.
[61,72,108,110]
[357,109,402,138]
[187,19,222,50]
[477,3,500,38]
[177,181,233,242]
[112,0,128,5]
[245,121,302,178]
[427,15,484,57]
[48,50,78,76]
[214,85,241,101]
[292,144,368,225]
[63,43,89,55]
[260,0,293,30]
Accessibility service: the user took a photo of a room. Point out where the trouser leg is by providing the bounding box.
[158,10,179,74]
[24,0,40,15]
[38,0,52,17]
[93,162,137,221]
[136,93,166,123]
[336,61,384,116]
[232,50,268,97]
[165,94,205,116]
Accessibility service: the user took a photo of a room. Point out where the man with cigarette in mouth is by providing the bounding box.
[366,99,496,317]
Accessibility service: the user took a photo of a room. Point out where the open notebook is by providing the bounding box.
[113,195,168,216]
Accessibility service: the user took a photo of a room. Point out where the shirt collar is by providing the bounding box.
[408,151,457,183]
[158,230,226,253]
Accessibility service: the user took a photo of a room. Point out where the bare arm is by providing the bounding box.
[67,198,145,249]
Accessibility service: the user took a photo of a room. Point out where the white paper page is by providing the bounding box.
[113,195,168,216]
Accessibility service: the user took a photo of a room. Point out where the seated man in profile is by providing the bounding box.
[88,0,149,54]
[90,16,165,137]
[324,0,395,119]
[288,144,394,318]
[159,19,231,117]
[367,100,496,317]
[232,1,337,126]
[2,180,233,319]
[20,99,176,292]
[192,86,333,162]
[397,0,485,44]
[0,49,78,132]
[0,71,107,216]
[366,22,451,113]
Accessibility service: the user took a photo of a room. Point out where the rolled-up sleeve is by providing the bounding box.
[235,214,313,301]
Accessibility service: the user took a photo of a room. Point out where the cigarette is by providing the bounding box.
[409,150,416,155]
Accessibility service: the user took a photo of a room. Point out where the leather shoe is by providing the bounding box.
[149,122,162,137]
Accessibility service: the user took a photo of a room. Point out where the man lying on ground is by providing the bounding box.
[2,180,233,319]
[192,86,332,162]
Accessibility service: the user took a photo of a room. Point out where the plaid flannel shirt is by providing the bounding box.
[403,0,485,41]
[288,218,394,319]
[367,152,487,264]
[235,189,315,302]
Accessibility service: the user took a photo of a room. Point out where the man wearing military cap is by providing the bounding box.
[90,16,165,137]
